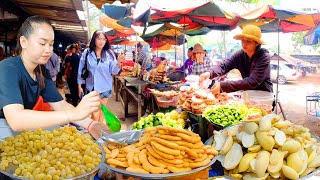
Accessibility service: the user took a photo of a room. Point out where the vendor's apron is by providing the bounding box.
[0,96,55,140]
[32,96,53,111]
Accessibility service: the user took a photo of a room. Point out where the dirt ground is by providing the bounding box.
[274,72,320,136]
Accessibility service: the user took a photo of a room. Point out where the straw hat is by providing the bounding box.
[192,43,205,53]
[234,25,265,45]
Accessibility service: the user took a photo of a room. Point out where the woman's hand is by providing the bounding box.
[199,72,210,85]
[88,121,110,139]
[69,91,100,122]
[211,82,221,95]
[116,54,125,66]
[78,85,83,98]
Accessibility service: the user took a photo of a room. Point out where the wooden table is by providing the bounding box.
[118,77,148,121]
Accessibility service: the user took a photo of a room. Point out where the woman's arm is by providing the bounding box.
[109,52,124,75]
[219,53,270,92]
[209,51,241,79]
[3,91,100,131]
[77,50,87,85]
[3,103,70,131]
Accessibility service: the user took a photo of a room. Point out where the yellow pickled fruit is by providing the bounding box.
[274,130,286,146]
[214,133,226,151]
[300,168,315,178]
[244,122,259,135]
[269,149,281,165]
[238,153,257,173]
[259,116,272,132]
[305,144,317,156]
[248,145,261,153]
[269,171,280,179]
[224,143,243,170]
[307,150,316,165]
[282,165,299,179]
[268,151,285,174]
[274,120,291,129]
[263,114,281,124]
[230,173,242,179]
[308,155,320,168]
[242,132,255,148]
[243,173,269,180]
[282,140,301,154]
[255,131,275,151]
[296,150,308,176]
[220,135,233,155]
[255,151,270,178]
[249,158,256,173]
[287,152,303,173]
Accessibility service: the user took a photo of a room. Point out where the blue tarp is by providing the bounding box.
[304,24,320,45]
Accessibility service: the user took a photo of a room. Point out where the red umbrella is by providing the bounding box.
[148,1,239,30]
[238,5,320,33]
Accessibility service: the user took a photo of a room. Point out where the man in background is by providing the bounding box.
[45,52,60,84]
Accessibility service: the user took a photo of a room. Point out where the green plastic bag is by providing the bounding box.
[101,105,121,132]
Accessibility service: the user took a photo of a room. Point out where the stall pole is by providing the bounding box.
[85,0,91,39]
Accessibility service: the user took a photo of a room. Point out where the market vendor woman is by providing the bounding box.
[199,25,272,94]
[0,16,108,140]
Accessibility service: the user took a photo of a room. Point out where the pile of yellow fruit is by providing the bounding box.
[212,114,320,179]
[104,126,217,174]
[0,126,102,179]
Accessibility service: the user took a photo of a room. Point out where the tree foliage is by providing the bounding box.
[291,32,320,54]
[82,1,102,39]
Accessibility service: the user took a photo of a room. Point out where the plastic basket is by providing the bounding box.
[154,95,179,108]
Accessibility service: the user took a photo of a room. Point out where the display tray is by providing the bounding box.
[104,157,217,180]
[0,136,106,180]
[205,123,320,180]
[101,130,218,180]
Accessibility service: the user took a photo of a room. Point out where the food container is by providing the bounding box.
[244,90,274,106]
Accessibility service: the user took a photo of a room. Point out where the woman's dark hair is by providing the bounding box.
[16,15,53,89]
[188,47,193,51]
[89,30,110,52]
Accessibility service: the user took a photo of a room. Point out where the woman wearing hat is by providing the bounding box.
[191,43,215,75]
[199,25,272,94]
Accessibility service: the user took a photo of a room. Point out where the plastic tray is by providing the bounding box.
[205,123,320,180]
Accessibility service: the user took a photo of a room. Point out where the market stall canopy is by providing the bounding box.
[133,0,239,30]
[238,5,320,33]
[102,1,133,20]
[0,0,88,44]
[142,34,186,48]
[99,14,136,35]
[304,23,320,45]
[89,0,137,9]
[132,23,210,38]
[150,43,171,51]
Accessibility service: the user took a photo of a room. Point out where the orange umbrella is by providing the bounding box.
[151,43,171,51]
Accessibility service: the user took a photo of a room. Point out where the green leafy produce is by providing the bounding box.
[202,105,244,127]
